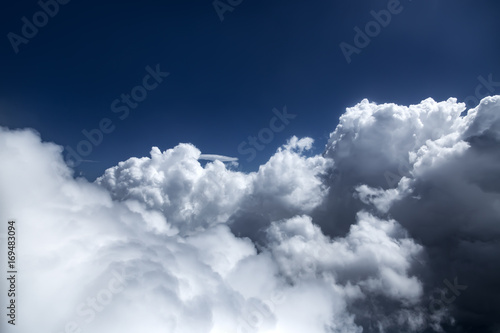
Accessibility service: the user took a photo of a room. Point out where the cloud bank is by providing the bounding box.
[1,96,500,333]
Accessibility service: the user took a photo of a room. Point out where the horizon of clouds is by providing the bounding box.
[1,95,500,332]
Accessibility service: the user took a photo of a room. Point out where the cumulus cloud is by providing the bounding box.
[317,96,500,332]
[1,96,500,333]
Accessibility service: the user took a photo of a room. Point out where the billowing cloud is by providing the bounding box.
[1,96,500,333]
[316,96,500,332]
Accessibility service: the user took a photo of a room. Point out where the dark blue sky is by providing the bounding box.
[1,0,499,179]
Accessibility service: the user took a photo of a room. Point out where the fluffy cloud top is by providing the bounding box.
[1,96,500,333]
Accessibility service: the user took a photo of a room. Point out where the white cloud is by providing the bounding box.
[2,95,500,333]
[198,154,239,163]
